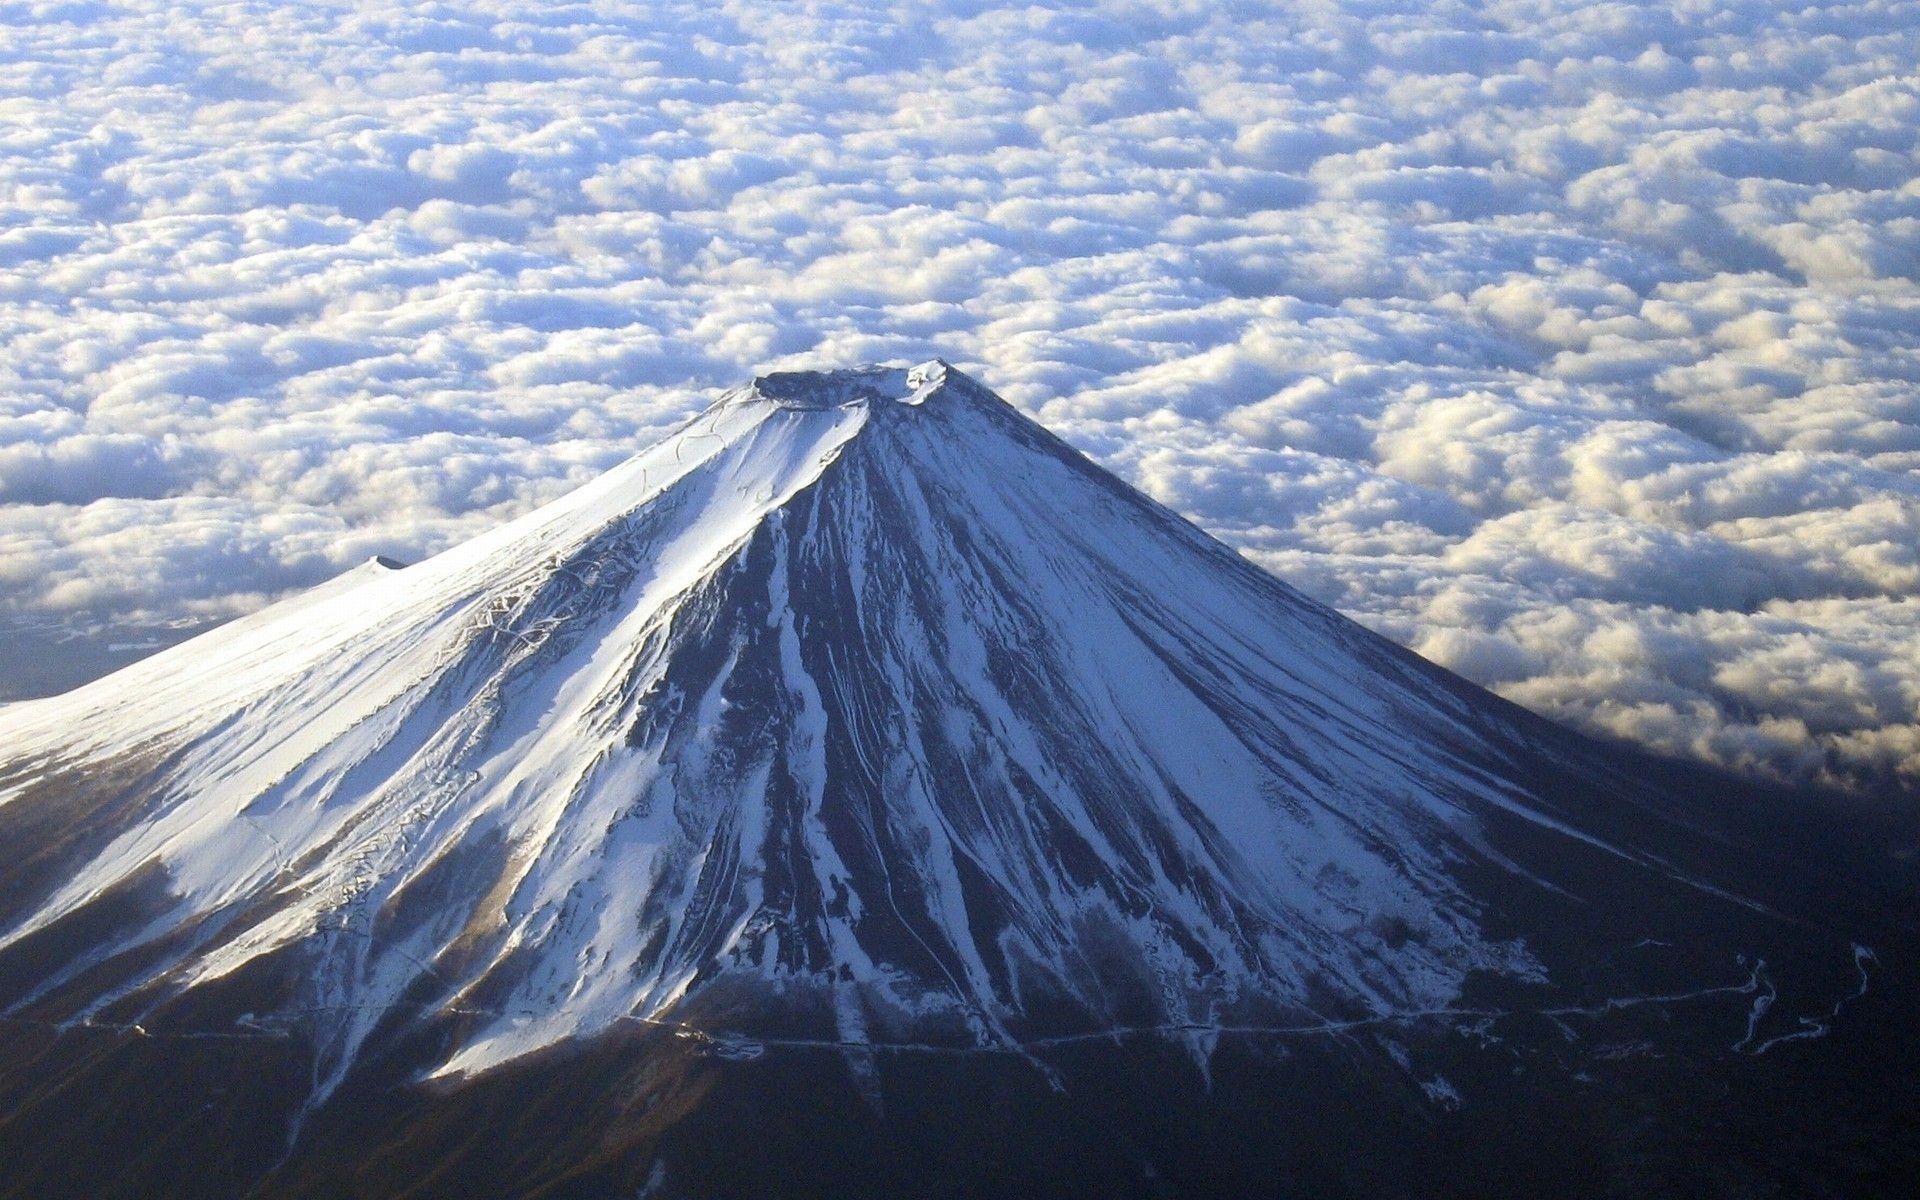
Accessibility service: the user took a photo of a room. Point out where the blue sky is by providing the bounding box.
[2,0,1917,795]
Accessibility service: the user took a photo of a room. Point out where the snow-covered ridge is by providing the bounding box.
[0,361,1837,1104]
[0,368,884,762]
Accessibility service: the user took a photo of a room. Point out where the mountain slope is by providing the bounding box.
[0,361,1910,1199]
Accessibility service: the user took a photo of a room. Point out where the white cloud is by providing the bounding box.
[1,0,1917,797]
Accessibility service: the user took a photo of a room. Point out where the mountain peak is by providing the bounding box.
[743,357,962,411]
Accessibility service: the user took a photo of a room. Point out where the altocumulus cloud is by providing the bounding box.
[1,0,1918,797]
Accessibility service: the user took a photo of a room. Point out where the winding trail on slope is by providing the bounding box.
[0,951,1873,1063]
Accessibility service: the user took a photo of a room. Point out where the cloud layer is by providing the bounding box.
[2,0,1917,797]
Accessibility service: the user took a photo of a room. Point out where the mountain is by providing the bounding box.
[0,361,1913,1199]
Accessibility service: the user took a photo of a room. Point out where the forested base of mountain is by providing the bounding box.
[3,960,1915,1200]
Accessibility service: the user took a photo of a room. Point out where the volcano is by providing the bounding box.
[0,361,1913,1198]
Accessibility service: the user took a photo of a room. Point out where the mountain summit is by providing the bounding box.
[0,362,1910,1198]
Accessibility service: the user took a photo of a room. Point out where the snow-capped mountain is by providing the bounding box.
[0,363,1909,1199]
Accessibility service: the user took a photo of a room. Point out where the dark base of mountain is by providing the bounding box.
[4,749,1918,1199]
[3,963,1917,1200]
